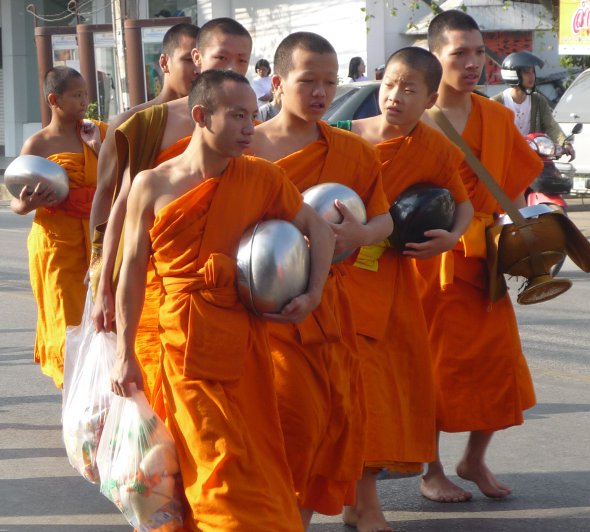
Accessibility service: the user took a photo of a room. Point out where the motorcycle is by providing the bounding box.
[525,124,582,275]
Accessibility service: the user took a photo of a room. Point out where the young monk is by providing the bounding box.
[88,22,199,251]
[91,18,251,404]
[335,47,474,532]
[11,66,107,388]
[111,68,334,532]
[413,10,543,503]
[248,32,393,528]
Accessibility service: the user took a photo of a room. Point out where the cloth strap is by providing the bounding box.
[427,106,526,225]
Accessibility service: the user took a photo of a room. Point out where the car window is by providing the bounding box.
[353,88,380,119]
[325,86,360,116]
[553,70,590,122]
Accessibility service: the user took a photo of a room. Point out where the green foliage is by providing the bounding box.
[85,101,101,121]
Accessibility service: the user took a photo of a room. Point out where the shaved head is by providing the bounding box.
[273,32,336,77]
[196,17,251,50]
[386,47,442,94]
[427,9,481,54]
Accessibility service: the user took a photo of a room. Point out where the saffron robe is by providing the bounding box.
[269,121,390,514]
[343,122,468,470]
[28,120,108,388]
[150,156,303,531]
[135,135,191,404]
[413,94,543,432]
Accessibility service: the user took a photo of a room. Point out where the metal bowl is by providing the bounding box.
[389,183,455,251]
[236,220,310,315]
[4,154,69,202]
[302,182,367,262]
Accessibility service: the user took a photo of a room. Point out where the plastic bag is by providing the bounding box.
[63,287,94,403]
[96,388,184,531]
[62,322,117,484]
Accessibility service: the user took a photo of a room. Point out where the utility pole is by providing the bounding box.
[110,0,140,112]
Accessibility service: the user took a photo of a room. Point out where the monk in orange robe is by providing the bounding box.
[111,70,335,531]
[334,47,474,532]
[11,66,107,388]
[89,22,199,293]
[92,18,253,405]
[249,32,393,527]
[413,11,544,503]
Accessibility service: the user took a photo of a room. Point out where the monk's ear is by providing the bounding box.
[271,74,283,94]
[47,92,58,108]
[424,91,438,110]
[160,53,170,74]
[191,48,202,70]
[192,104,207,125]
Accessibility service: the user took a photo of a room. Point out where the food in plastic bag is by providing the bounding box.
[97,389,184,531]
[63,288,94,403]
[62,328,117,484]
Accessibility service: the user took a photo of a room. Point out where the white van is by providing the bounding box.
[553,69,590,196]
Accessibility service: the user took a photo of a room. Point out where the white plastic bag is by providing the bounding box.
[63,287,94,403]
[97,389,184,531]
[62,326,117,484]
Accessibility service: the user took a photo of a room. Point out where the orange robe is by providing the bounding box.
[269,121,390,514]
[134,135,191,405]
[343,122,468,471]
[150,156,303,531]
[28,120,108,388]
[112,104,188,404]
[413,94,543,432]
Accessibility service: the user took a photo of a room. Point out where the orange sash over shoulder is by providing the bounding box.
[148,156,303,531]
[413,95,541,433]
[268,121,389,515]
[28,120,108,388]
[342,122,468,469]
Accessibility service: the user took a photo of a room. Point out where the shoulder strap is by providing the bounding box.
[427,106,525,225]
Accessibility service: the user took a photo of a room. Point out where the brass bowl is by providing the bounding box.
[236,220,310,315]
[302,182,366,262]
[4,154,69,202]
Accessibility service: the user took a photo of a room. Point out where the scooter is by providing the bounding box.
[525,125,582,275]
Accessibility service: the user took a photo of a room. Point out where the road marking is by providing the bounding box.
[0,515,126,525]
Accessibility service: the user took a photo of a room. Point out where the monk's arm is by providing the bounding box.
[89,126,118,238]
[91,166,132,332]
[10,138,60,215]
[404,199,474,259]
[264,203,334,323]
[331,203,394,256]
[111,174,152,397]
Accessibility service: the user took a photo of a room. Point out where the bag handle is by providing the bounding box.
[427,106,526,225]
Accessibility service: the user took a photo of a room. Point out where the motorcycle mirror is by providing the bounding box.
[572,122,583,135]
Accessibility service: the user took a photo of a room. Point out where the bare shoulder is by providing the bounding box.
[20,129,52,156]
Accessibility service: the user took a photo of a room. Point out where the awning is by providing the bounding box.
[405,0,553,35]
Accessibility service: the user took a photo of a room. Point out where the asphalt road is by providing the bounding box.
[1,200,589,532]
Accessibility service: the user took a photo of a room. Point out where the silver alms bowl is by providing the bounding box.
[302,182,367,262]
[237,220,310,315]
[4,154,69,202]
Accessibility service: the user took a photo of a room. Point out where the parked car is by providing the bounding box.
[553,69,590,196]
[323,81,380,123]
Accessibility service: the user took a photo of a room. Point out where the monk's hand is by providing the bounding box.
[564,143,576,162]
[91,285,115,333]
[403,229,459,259]
[111,352,143,398]
[17,182,59,212]
[330,200,368,256]
[263,293,319,324]
[80,119,102,155]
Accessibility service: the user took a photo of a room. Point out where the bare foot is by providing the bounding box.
[420,472,473,503]
[456,461,512,498]
[343,505,358,527]
[343,506,393,531]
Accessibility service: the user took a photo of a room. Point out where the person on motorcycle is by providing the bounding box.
[492,51,575,160]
